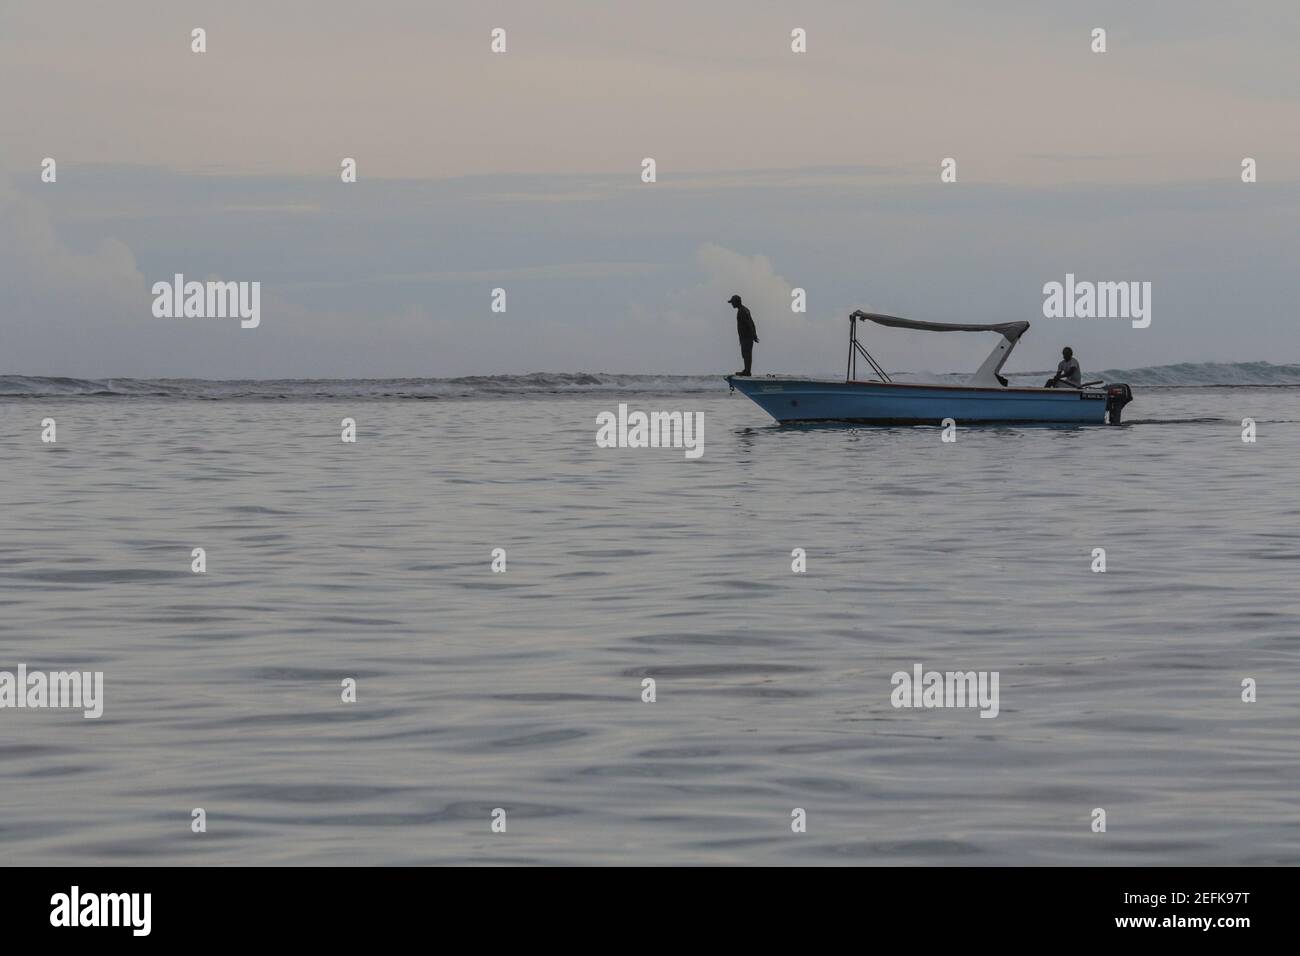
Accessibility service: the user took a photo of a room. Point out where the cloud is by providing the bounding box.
[640,243,802,333]
[626,243,846,374]
[3,162,1297,378]
[695,243,798,327]
[0,173,150,372]
[0,175,144,300]
[281,261,670,290]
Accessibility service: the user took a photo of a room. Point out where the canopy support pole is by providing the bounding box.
[847,313,892,383]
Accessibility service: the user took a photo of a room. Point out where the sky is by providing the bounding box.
[2,0,1298,379]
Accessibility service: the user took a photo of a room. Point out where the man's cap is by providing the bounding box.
[727,295,742,305]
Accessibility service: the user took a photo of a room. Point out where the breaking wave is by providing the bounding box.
[0,372,726,400]
[4,362,1300,399]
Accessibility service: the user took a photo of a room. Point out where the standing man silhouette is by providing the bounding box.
[727,294,759,376]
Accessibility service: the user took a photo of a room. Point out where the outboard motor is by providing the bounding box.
[1105,383,1133,425]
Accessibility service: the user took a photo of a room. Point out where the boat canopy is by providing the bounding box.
[847,311,1031,387]
[851,311,1030,343]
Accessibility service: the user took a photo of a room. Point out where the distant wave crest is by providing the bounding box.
[1096,361,1300,387]
[4,363,1300,399]
[0,372,726,400]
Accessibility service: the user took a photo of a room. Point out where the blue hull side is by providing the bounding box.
[727,377,1107,424]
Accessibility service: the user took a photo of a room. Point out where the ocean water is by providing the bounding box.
[1,378,1297,865]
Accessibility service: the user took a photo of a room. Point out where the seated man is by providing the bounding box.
[1045,346,1082,388]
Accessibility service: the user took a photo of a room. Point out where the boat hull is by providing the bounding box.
[726,376,1108,425]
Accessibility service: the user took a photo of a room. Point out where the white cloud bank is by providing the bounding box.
[627,243,847,375]
[0,173,154,375]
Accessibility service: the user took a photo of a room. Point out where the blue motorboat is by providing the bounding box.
[727,311,1133,425]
